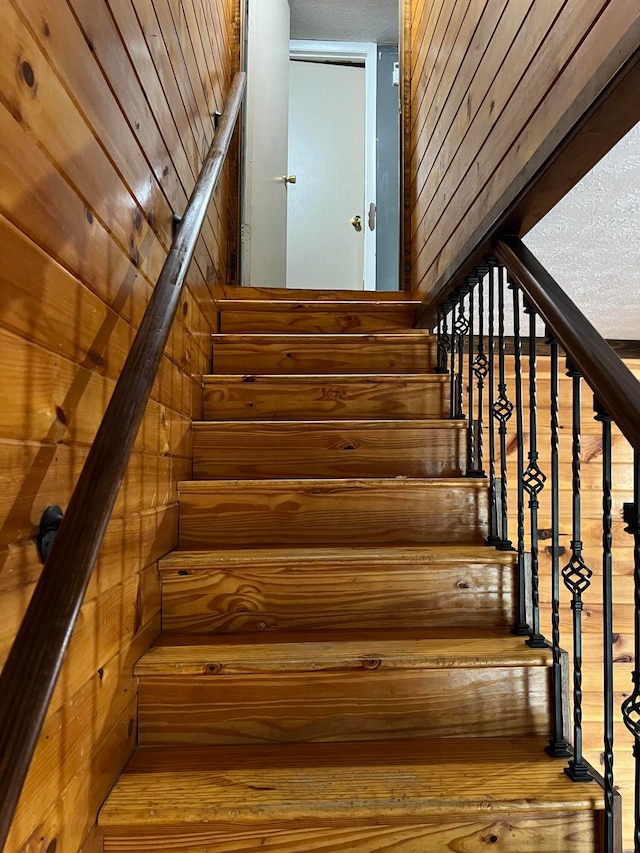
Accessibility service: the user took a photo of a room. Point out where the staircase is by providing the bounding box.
[99,291,605,852]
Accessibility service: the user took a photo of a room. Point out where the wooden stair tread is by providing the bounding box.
[219,300,421,311]
[192,418,466,430]
[159,543,516,568]
[222,286,413,301]
[202,373,448,382]
[178,477,487,493]
[135,629,552,675]
[212,332,433,343]
[98,737,602,826]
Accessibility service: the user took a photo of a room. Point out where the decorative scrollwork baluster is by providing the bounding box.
[523,301,547,649]
[509,279,529,636]
[435,305,450,375]
[466,276,478,473]
[486,260,500,545]
[449,297,458,419]
[595,397,615,851]
[562,364,594,781]
[545,332,570,758]
[454,288,469,420]
[493,264,513,550]
[469,268,488,478]
[622,450,640,852]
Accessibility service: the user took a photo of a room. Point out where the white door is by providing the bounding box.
[286,60,367,290]
[242,0,291,288]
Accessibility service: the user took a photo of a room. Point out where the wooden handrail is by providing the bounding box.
[0,71,246,848]
[495,235,640,455]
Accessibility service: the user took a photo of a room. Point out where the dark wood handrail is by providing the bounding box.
[0,71,246,848]
[495,235,640,455]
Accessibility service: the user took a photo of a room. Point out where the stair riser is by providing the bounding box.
[137,667,552,745]
[103,811,599,852]
[212,339,436,374]
[192,424,466,479]
[220,307,417,334]
[178,483,489,548]
[203,376,450,420]
[161,564,517,633]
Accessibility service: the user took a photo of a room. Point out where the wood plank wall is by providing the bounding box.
[474,351,640,850]
[408,0,640,300]
[0,1,239,850]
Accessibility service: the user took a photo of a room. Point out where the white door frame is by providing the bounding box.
[289,40,377,291]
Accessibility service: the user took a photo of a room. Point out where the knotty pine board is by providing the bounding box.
[0,0,236,849]
[211,333,437,375]
[413,0,577,279]
[137,665,552,744]
[142,627,546,669]
[15,0,225,321]
[192,419,466,479]
[100,737,603,824]
[0,503,177,600]
[0,1,217,308]
[411,0,509,148]
[202,374,451,421]
[411,0,538,208]
[219,302,418,334]
[411,0,473,148]
[178,478,490,548]
[102,812,599,853]
[0,328,194,449]
[0,442,188,548]
[409,0,640,297]
[160,546,517,633]
[14,700,137,853]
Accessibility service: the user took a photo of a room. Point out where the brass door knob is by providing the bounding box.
[350,215,363,232]
[282,175,297,184]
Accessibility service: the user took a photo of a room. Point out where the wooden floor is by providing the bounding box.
[99,296,607,851]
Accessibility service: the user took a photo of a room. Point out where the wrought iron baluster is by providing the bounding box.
[466,277,477,473]
[454,288,469,420]
[545,332,570,758]
[562,365,593,781]
[486,260,500,545]
[469,268,488,478]
[523,302,547,648]
[622,450,640,852]
[595,398,615,851]
[509,280,528,635]
[493,264,513,550]
[435,306,450,375]
[449,298,458,419]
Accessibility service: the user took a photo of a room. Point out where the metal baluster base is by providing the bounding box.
[564,759,594,783]
[546,739,572,759]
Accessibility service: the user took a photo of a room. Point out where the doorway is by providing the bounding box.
[241,0,401,292]
[287,41,377,290]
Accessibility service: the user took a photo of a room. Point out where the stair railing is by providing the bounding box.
[431,235,640,853]
[0,71,246,849]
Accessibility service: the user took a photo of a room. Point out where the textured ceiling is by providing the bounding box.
[524,121,640,341]
[289,0,399,43]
